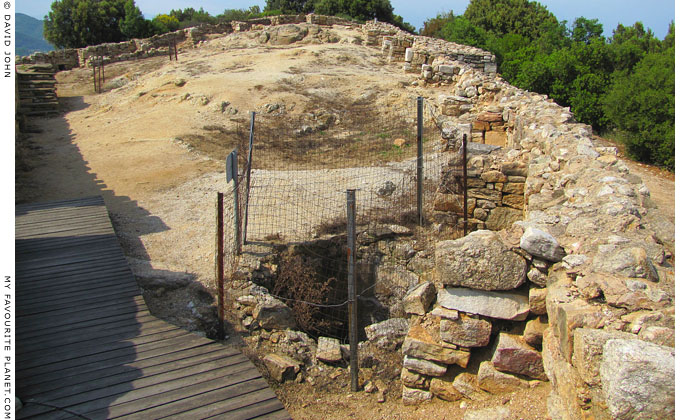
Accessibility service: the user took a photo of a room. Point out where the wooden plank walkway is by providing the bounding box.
[16,196,291,420]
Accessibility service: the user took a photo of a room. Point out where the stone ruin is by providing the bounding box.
[224,20,674,420]
[20,17,674,419]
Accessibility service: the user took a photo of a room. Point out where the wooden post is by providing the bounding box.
[347,189,358,392]
[216,192,226,339]
[174,38,178,61]
[92,60,97,93]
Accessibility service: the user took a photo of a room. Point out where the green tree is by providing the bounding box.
[420,11,455,37]
[170,7,217,28]
[44,0,128,48]
[570,17,603,44]
[151,14,180,34]
[217,6,263,22]
[463,0,559,41]
[604,43,674,168]
[312,0,413,31]
[264,0,316,14]
[119,0,151,39]
[609,22,661,71]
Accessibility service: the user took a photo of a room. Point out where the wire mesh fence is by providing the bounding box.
[220,96,455,350]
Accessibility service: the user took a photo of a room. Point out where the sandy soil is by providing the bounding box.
[15,25,675,420]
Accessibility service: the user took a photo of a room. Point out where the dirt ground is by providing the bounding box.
[15,25,675,420]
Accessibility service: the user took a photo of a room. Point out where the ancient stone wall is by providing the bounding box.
[394,44,675,418]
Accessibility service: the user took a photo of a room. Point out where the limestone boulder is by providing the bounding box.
[402,386,433,405]
[263,353,300,382]
[364,318,409,350]
[440,315,492,347]
[402,355,447,377]
[601,339,674,420]
[435,230,528,290]
[252,297,297,330]
[316,337,342,363]
[572,328,638,386]
[520,227,565,262]
[485,207,523,231]
[403,281,436,315]
[491,333,547,381]
[477,361,530,393]
[402,323,470,367]
[438,287,530,321]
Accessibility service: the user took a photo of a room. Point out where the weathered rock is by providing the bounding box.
[638,325,674,347]
[552,298,606,361]
[263,353,300,382]
[402,386,433,405]
[529,287,547,314]
[252,297,297,330]
[464,406,511,420]
[477,361,530,393]
[524,316,548,347]
[502,193,525,210]
[520,227,565,262]
[600,339,674,420]
[401,367,430,389]
[364,318,409,350]
[440,314,492,347]
[403,281,436,315]
[491,332,547,380]
[572,328,638,386]
[438,287,530,321]
[430,306,459,320]
[435,231,527,290]
[595,275,661,310]
[403,324,470,367]
[430,375,463,401]
[593,246,659,281]
[402,355,447,377]
[527,267,547,287]
[485,207,523,231]
[316,337,342,363]
[452,372,486,401]
[481,170,508,183]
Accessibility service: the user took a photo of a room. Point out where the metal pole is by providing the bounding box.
[243,112,256,245]
[462,133,468,236]
[174,38,178,61]
[216,192,226,339]
[169,40,173,61]
[416,97,424,226]
[92,60,97,93]
[100,56,105,92]
[346,189,358,392]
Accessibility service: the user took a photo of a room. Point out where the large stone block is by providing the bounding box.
[552,299,606,362]
[434,230,527,290]
[520,227,565,262]
[316,336,342,363]
[501,193,526,210]
[601,339,674,420]
[485,207,523,231]
[403,281,436,315]
[402,386,433,405]
[401,367,430,389]
[572,328,638,386]
[263,353,300,382]
[529,286,548,314]
[403,323,470,367]
[364,318,409,350]
[440,315,492,347]
[477,361,530,393]
[491,332,547,380]
[438,287,530,321]
[253,297,297,330]
[402,355,447,377]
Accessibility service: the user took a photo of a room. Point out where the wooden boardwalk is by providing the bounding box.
[16,196,290,420]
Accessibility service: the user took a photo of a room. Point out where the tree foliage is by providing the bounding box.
[422,0,675,169]
[44,0,128,48]
[119,0,151,39]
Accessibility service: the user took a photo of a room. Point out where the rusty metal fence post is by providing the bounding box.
[416,96,424,226]
[347,189,359,392]
[216,192,226,339]
[243,112,256,245]
[462,133,468,236]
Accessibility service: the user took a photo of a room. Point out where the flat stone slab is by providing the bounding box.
[438,287,530,321]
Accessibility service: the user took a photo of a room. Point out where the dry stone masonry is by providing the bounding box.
[22,16,674,419]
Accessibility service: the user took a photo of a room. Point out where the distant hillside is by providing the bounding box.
[16,13,54,56]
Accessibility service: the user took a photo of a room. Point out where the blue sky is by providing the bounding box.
[18,0,676,40]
